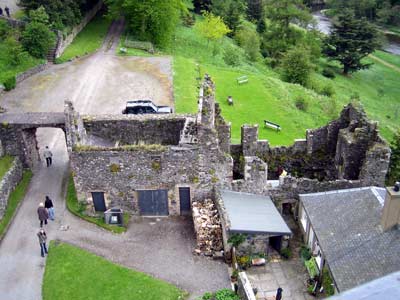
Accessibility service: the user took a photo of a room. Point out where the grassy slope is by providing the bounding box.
[120,20,400,145]
[0,171,33,239]
[0,155,14,181]
[56,14,112,63]
[43,241,186,300]
[0,44,44,85]
[316,55,400,141]
[373,50,400,68]
[66,176,129,233]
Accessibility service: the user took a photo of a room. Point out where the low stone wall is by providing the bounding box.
[0,16,26,28]
[16,63,48,84]
[0,157,23,219]
[55,1,104,58]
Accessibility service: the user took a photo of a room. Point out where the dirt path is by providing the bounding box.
[369,54,400,73]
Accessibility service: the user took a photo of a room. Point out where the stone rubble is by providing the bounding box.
[192,199,223,255]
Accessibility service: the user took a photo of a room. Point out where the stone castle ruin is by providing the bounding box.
[0,76,391,219]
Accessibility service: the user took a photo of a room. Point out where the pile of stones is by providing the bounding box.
[192,199,223,255]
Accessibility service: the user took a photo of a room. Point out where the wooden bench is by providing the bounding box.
[264,120,281,131]
[237,76,248,84]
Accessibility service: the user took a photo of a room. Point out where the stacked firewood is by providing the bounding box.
[192,199,223,255]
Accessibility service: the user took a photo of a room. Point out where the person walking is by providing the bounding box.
[37,228,48,257]
[276,287,283,300]
[45,195,55,221]
[5,6,10,18]
[0,7,3,16]
[43,146,53,167]
[37,202,49,227]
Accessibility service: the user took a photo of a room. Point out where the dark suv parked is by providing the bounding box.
[122,100,172,114]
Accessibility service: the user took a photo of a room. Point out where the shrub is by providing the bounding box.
[281,47,312,86]
[321,83,335,97]
[228,233,246,247]
[295,96,308,111]
[4,76,16,91]
[223,46,241,66]
[300,245,312,261]
[215,288,240,300]
[280,247,292,259]
[22,22,56,58]
[322,67,335,79]
[202,292,213,300]
[234,25,261,62]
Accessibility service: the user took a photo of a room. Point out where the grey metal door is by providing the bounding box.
[138,190,169,216]
[179,187,191,215]
[92,192,106,212]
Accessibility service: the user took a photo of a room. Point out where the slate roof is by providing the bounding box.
[221,190,292,236]
[300,187,400,292]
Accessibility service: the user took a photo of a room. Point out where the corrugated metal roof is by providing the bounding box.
[221,190,292,236]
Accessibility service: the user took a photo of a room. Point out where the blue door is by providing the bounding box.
[179,187,191,215]
[92,192,106,212]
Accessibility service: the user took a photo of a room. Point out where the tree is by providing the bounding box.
[195,12,231,45]
[29,6,50,25]
[261,0,313,60]
[106,0,183,48]
[388,131,400,185]
[323,11,380,74]
[192,0,212,14]
[22,22,55,58]
[212,0,247,35]
[235,25,261,61]
[247,0,265,21]
[281,47,312,86]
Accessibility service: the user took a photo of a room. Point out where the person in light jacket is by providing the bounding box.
[43,146,53,167]
[37,202,48,227]
[37,228,48,257]
[45,196,55,221]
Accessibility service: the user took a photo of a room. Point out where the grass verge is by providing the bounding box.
[55,14,112,63]
[43,241,187,300]
[0,155,14,181]
[66,176,129,233]
[0,171,33,240]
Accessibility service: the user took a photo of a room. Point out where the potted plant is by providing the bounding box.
[230,269,238,282]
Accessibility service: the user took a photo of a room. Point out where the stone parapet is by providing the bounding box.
[0,157,23,219]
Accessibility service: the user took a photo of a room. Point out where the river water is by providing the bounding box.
[312,12,400,55]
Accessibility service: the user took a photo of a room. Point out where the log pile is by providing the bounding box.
[192,199,223,255]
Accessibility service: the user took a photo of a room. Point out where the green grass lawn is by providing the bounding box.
[372,50,400,68]
[0,155,14,181]
[0,44,44,85]
[66,176,129,233]
[0,171,32,240]
[56,14,112,63]
[118,20,400,145]
[43,241,187,300]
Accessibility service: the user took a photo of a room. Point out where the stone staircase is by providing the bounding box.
[179,117,198,145]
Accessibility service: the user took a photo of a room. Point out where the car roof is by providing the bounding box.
[126,100,154,107]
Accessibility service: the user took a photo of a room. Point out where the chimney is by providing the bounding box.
[381,183,400,231]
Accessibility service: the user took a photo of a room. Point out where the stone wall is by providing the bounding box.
[55,1,104,58]
[235,104,390,186]
[16,63,48,84]
[0,157,23,219]
[238,272,257,300]
[70,146,200,214]
[0,16,25,28]
[82,114,187,146]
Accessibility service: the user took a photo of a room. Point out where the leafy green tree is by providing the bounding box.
[212,0,247,35]
[29,6,50,25]
[195,11,231,45]
[22,22,56,58]
[235,25,261,61]
[281,47,312,86]
[388,131,400,185]
[261,0,313,60]
[323,11,380,74]
[5,36,25,66]
[106,0,183,48]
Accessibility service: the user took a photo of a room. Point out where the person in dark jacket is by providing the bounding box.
[5,6,10,18]
[0,7,3,16]
[37,202,49,227]
[37,228,48,257]
[45,196,55,221]
[276,287,283,300]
